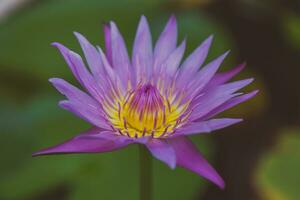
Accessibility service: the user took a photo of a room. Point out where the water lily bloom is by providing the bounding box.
[33,15,257,189]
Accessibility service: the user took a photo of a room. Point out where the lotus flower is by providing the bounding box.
[33,15,257,189]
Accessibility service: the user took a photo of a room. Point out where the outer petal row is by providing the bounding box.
[33,128,131,156]
[33,129,224,188]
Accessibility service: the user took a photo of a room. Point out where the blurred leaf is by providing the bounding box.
[0,95,89,199]
[69,146,139,200]
[255,128,300,200]
[281,12,300,49]
[0,156,86,200]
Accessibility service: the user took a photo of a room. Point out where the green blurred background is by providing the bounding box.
[0,0,299,199]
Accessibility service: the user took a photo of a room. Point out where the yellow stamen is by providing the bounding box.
[105,84,189,138]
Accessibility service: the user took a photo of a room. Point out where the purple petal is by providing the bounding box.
[49,78,108,128]
[145,139,176,169]
[201,90,259,120]
[183,51,229,103]
[33,128,131,156]
[175,118,242,136]
[52,42,82,83]
[163,39,186,76]
[97,46,117,80]
[211,78,254,96]
[59,100,110,129]
[205,63,246,89]
[169,136,225,189]
[110,21,131,87]
[49,78,99,107]
[189,78,254,120]
[103,23,112,64]
[52,43,103,101]
[189,94,239,121]
[74,32,104,78]
[182,35,213,71]
[154,15,177,71]
[192,51,229,88]
[96,46,124,102]
[132,15,153,83]
[177,35,213,84]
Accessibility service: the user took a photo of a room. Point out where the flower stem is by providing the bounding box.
[139,145,152,200]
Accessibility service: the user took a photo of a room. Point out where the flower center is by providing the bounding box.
[124,84,165,134]
[107,84,188,138]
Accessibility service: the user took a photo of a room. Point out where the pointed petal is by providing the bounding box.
[175,118,242,136]
[178,35,213,84]
[184,51,229,102]
[194,51,229,88]
[214,78,254,94]
[103,23,112,64]
[189,78,253,120]
[163,39,186,76]
[201,90,259,120]
[110,21,130,85]
[68,51,104,101]
[74,32,104,78]
[33,128,131,156]
[49,78,98,106]
[146,139,176,169]
[170,136,225,189]
[205,63,246,89]
[97,46,117,81]
[132,16,153,82]
[95,46,125,102]
[59,100,109,129]
[52,42,103,101]
[154,15,177,70]
[48,79,109,129]
[189,94,239,121]
[52,42,82,83]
